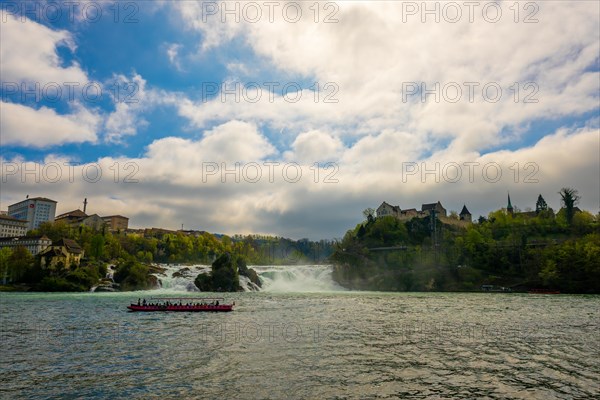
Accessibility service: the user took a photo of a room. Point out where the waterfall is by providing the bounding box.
[149,264,344,292]
[91,264,118,292]
[252,265,344,292]
[153,265,211,292]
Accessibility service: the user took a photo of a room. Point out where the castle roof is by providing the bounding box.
[422,201,444,211]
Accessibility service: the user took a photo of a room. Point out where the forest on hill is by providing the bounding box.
[331,190,600,293]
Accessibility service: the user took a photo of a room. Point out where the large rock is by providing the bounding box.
[238,259,262,289]
[172,267,191,278]
[194,273,212,291]
[193,253,240,292]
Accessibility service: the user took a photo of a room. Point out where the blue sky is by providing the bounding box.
[1,1,599,239]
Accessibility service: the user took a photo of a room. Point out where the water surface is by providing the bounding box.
[1,291,598,399]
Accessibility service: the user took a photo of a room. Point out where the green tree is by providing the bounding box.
[30,221,73,241]
[539,260,559,287]
[114,260,155,290]
[0,247,13,284]
[90,234,105,260]
[559,187,580,226]
[572,211,595,234]
[7,246,34,283]
[535,194,548,214]
[363,208,375,223]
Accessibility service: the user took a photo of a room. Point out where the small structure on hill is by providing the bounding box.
[39,238,84,270]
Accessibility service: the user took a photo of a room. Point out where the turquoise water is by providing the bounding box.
[1,291,598,399]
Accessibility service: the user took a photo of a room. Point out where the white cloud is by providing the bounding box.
[0,11,87,84]
[166,43,183,71]
[170,1,599,155]
[104,73,150,143]
[2,2,598,239]
[141,120,277,185]
[284,130,344,163]
[0,101,100,147]
[2,123,597,239]
[0,11,106,147]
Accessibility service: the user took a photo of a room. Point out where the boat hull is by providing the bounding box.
[528,289,561,294]
[127,305,233,312]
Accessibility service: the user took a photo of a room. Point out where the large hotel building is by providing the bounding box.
[7,197,57,231]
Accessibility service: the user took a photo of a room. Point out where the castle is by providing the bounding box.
[376,201,472,223]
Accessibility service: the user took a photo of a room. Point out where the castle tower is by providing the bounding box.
[459,204,472,222]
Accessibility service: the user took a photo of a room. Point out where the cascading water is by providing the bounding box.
[150,264,344,292]
[91,264,118,292]
[252,265,344,292]
[152,265,211,292]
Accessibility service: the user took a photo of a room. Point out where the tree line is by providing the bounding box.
[0,223,334,291]
[331,189,600,293]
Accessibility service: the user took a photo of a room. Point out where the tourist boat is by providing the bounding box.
[127,297,234,312]
[527,289,561,294]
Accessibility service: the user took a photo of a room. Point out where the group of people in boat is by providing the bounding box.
[136,298,219,307]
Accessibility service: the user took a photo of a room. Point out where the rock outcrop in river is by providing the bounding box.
[194,253,261,292]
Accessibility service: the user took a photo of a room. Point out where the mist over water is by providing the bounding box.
[153,264,344,293]
[253,265,344,292]
[152,265,210,292]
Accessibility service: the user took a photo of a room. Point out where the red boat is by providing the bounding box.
[528,289,561,294]
[127,297,234,312]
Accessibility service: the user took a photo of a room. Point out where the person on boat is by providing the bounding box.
[142,299,146,306]
[216,300,219,306]
[137,298,141,306]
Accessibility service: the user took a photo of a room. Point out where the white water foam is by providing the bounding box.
[152,264,211,292]
[151,264,343,293]
[252,265,344,292]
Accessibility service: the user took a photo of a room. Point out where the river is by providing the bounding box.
[1,265,598,399]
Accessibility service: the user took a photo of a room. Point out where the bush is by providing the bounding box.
[36,276,86,292]
[66,267,100,290]
[114,260,156,291]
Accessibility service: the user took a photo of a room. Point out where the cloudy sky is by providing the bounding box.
[1,1,599,239]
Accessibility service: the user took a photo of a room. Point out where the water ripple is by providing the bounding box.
[1,292,598,399]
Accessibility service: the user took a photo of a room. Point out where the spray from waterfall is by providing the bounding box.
[252,265,344,292]
[151,264,344,292]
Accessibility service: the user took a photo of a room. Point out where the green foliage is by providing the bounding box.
[66,267,101,289]
[6,246,34,283]
[28,221,72,241]
[36,276,87,292]
[559,187,581,225]
[193,252,242,292]
[114,260,156,291]
[535,194,548,213]
[0,247,12,284]
[331,192,599,293]
[89,234,105,259]
[34,265,101,292]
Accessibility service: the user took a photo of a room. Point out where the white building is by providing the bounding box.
[376,201,402,218]
[0,235,52,256]
[0,215,28,238]
[7,197,57,231]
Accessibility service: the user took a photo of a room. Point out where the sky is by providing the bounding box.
[1,0,599,239]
